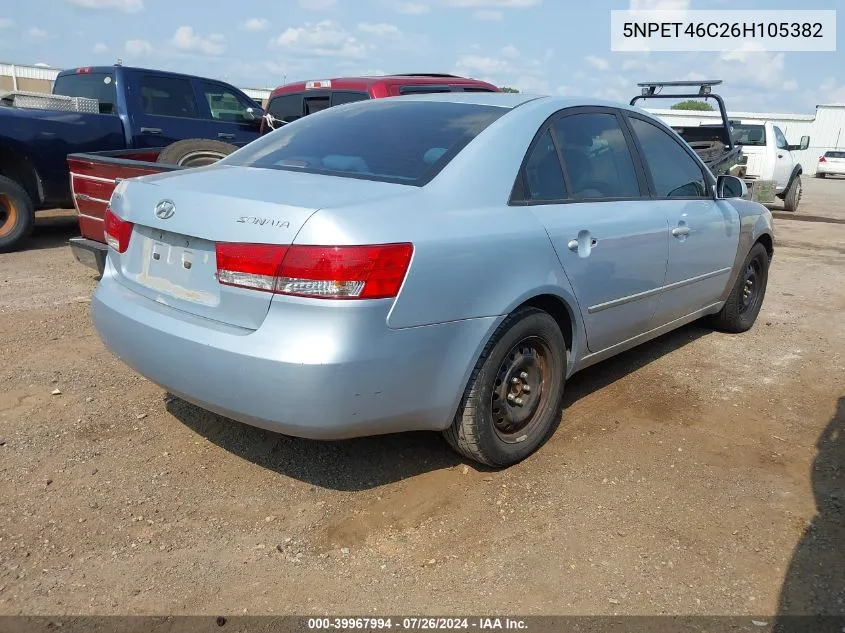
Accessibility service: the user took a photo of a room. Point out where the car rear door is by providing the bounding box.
[623,111,740,325]
[128,72,218,148]
[196,80,262,145]
[518,106,670,353]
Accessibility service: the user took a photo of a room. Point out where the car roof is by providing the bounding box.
[269,74,499,97]
[380,91,641,112]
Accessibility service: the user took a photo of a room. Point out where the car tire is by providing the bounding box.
[782,174,802,211]
[0,175,36,253]
[816,172,826,178]
[708,242,770,334]
[444,307,567,468]
[156,139,239,168]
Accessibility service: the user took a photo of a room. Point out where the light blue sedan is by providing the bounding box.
[92,92,773,467]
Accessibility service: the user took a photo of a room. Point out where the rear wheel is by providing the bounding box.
[444,307,567,468]
[783,174,802,212]
[0,175,35,253]
[708,242,769,333]
[156,139,239,167]
[816,172,826,178]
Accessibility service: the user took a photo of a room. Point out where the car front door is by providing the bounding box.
[129,73,213,148]
[196,80,262,145]
[624,112,740,325]
[518,107,670,353]
[772,125,795,189]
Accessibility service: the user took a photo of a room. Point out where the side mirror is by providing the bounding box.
[800,135,810,150]
[716,174,747,199]
[243,106,265,123]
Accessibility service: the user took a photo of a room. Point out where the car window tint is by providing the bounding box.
[553,113,640,199]
[223,100,506,185]
[267,94,303,124]
[773,126,788,149]
[52,72,117,114]
[522,129,567,201]
[199,81,254,123]
[140,75,199,119]
[628,117,709,198]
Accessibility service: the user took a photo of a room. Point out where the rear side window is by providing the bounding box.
[824,151,845,158]
[554,113,640,200]
[521,130,567,201]
[224,100,507,185]
[628,116,709,198]
[52,71,116,114]
[267,93,303,124]
[139,75,199,119]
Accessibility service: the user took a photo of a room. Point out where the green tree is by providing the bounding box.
[670,99,715,111]
[500,86,520,93]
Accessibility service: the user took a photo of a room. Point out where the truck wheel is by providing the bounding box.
[0,175,35,253]
[156,139,239,168]
[443,307,567,468]
[783,175,802,212]
[708,242,769,334]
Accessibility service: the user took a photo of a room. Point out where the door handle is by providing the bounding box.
[568,238,598,251]
[218,133,235,140]
[140,127,162,135]
[671,226,690,237]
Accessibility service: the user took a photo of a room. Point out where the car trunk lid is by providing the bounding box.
[109,164,412,329]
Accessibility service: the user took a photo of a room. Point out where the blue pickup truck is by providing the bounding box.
[0,63,265,252]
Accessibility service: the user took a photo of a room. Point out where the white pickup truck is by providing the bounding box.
[729,121,809,212]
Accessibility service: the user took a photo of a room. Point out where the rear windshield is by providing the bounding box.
[225,100,507,185]
[824,150,845,158]
[53,71,117,114]
[732,124,766,146]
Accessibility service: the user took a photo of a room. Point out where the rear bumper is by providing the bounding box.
[69,237,107,275]
[91,261,500,440]
[817,163,845,175]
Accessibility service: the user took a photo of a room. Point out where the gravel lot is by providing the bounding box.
[1,178,843,616]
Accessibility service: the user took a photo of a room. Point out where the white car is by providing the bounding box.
[816,150,845,178]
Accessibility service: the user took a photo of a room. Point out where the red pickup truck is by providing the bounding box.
[67,73,501,274]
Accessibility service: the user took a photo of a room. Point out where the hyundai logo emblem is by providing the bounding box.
[154,199,175,220]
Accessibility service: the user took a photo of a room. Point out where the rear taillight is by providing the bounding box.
[819,155,826,162]
[215,243,413,300]
[103,206,134,253]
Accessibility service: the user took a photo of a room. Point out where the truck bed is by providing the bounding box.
[67,148,184,273]
[672,125,743,174]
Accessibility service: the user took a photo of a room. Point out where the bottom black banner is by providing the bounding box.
[1,616,844,633]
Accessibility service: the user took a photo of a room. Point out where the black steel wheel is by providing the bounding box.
[444,307,567,467]
[709,241,770,333]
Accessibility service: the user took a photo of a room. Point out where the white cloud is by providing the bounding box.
[92,42,108,53]
[442,0,540,6]
[241,17,269,32]
[66,0,143,12]
[0,18,13,29]
[124,39,152,56]
[270,20,367,59]
[820,77,845,103]
[585,55,610,71]
[453,47,548,93]
[357,22,402,37]
[393,1,429,13]
[629,0,690,9]
[171,26,226,56]
[474,9,503,20]
[556,85,575,96]
[298,0,336,9]
[28,27,49,39]
[501,44,519,58]
[454,54,514,76]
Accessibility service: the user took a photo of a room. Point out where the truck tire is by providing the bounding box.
[782,174,802,212]
[0,175,35,253]
[156,139,239,168]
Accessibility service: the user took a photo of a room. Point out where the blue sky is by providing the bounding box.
[2,0,843,113]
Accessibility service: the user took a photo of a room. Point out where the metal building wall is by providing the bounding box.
[647,105,845,175]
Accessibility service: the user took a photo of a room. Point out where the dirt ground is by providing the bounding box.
[1,177,843,617]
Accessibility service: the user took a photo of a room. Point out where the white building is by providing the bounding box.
[646,104,845,175]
